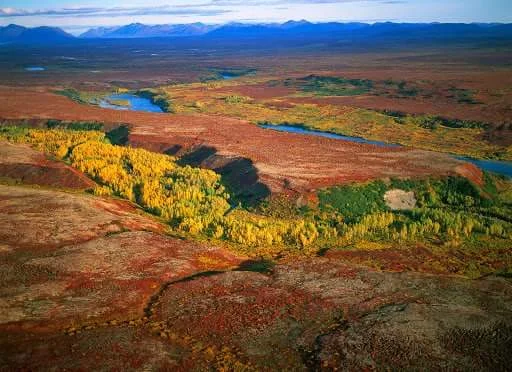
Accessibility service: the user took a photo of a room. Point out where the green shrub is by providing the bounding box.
[225,95,249,104]
[46,120,103,131]
[318,181,388,222]
[136,89,173,113]
[54,88,87,104]
[298,75,373,96]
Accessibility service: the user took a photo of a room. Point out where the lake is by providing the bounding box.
[260,124,512,178]
[25,67,45,71]
[99,93,163,113]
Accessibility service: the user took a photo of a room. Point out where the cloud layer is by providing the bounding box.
[0,5,231,18]
[0,1,397,19]
[1,0,510,33]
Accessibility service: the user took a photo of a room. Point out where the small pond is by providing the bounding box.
[25,66,46,71]
[218,69,255,80]
[99,93,163,113]
[221,73,236,80]
[260,124,512,178]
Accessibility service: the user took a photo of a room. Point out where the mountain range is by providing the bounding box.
[0,24,74,43]
[1,21,512,44]
[79,22,218,38]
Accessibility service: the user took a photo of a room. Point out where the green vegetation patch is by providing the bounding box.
[224,95,251,104]
[106,125,130,145]
[291,75,374,96]
[388,177,490,209]
[448,87,480,104]
[319,181,388,221]
[381,110,488,130]
[136,88,173,113]
[54,88,108,105]
[318,174,512,244]
[46,119,104,131]
[105,98,131,107]
[383,79,420,97]
[54,88,87,104]
[202,67,257,82]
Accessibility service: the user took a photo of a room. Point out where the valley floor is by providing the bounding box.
[0,41,511,370]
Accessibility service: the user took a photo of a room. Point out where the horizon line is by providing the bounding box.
[3,19,512,36]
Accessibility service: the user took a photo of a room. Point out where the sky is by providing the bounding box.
[1,0,511,35]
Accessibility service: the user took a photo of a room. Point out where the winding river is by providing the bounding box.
[95,96,512,178]
[260,124,512,178]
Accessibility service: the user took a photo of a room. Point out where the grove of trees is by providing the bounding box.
[1,126,510,256]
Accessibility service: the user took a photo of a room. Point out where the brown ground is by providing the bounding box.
[0,140,95,189]
[205,70,512,146]
[0,184,242,335]
[0,87,482,197]
[2,210,511,371]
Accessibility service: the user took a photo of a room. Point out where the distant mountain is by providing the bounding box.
[204,21,512,43]
[80,22,219,39]
[0,24,25,41]
[2,21,511,45]
[205,21,385,40]
[279,20,312,29]
[207,23,277,38]
[79,26,118,39]
[0,24,74,44]
[80,21,372,39]
[17,26,74,43]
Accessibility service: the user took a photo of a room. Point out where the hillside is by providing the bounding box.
[80,22,218,38]
[0,24,74,43]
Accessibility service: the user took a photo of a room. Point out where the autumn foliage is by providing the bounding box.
[0,127,321,252]
[1,126,510,261]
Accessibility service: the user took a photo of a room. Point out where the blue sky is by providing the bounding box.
[1,0,511,35]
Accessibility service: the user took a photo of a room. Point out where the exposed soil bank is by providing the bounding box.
[0,141,95,189]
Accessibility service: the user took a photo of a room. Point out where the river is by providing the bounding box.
[260,124,512,178]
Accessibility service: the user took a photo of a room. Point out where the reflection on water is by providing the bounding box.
[99,93,163,113]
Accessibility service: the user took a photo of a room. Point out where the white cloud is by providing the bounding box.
[0,5,231,18]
